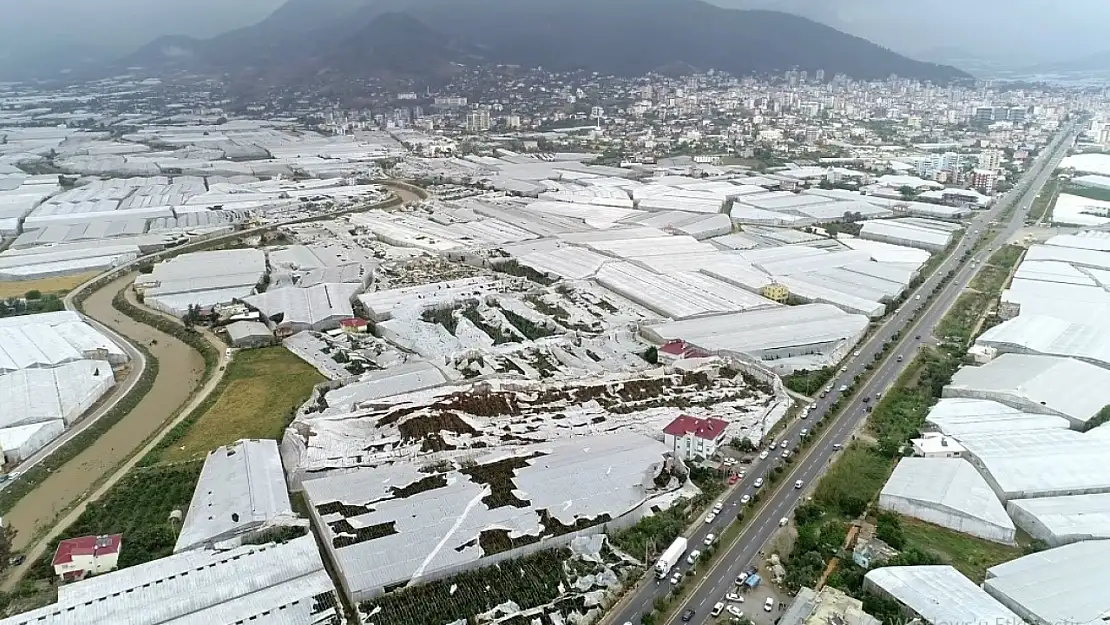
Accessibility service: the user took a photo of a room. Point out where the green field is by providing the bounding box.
[900,517,1023,582]
[157,347,324,464]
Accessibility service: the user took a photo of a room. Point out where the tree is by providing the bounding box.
[876,512,905,549]
[24,290,41,301]
[643,346,659,365]
[898,185,917,200]
[730,437,756,453]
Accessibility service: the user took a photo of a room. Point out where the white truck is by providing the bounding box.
[654,537,688,578]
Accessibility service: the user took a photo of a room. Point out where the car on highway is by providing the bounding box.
[781,449,791,459]
[780,440,789,449]
[670,572,681,584]
[704,512,716,523]
[714,502,724,514]
[687,550,702,564]
[681,609,696,622]
[778,517,789,527]
[764,598,775,612]
[862,396,870,403]
[758,450,769,460]
[915,294,921,300]
[897,355,903,362]
[832,443,842,450]
[840,366,847,373]
[726,593,744,603]
[800,428,808,436]
[704,534,716,546]
[839,384,848,392]
[853,351,861,357]
[740,494,751,504]
[915,335,921,340]
[753,477,764,488]
[795,479,804,489]
[727,606,745,619]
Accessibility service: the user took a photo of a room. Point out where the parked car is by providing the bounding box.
[711,602,725,617]
[728,473,739,485]
[726,593,744,603]
[764,598,775,612]
[704,512,716,523]
[713,502,724,514]
[735,572,748,585]
[727,606,745,619]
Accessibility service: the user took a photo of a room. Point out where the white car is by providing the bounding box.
[795,479,804,489]
[753,477,764,488]
[670,572,681,584]
[800,428,808,436]
[704,533,716,546]
[840,366,848,373]
[727,606,745,619]
[740,494,751,504]
[758,450,769,460]
[853,351,861,357]
[764,597,775,612]
[735,572,748,585]
[711,602,725,617]
[779,517,789,527]
[705,512,716,523]
[839,384,848,392]
[713,502,724,513]
[726,593,744,603]
[832,443,843,450]
[687,550,702,565]
[780,440,789,449]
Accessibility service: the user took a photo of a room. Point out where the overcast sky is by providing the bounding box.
[0,0,284,50]
[0,0,1105,67]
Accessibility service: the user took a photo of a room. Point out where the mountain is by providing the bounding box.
[124,0,969,83]
[322,12,483,79]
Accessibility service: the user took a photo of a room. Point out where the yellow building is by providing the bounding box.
[762,282,789,303]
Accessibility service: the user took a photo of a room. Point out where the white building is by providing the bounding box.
[910,432,965,458]
[52,534,122,582]
[662,415,729,460]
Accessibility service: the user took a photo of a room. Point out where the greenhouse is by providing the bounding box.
[878,457,1016,544]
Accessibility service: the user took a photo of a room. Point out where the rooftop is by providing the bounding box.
[174,439,294,553]
[663,415,729,441]
[865,565,1023,625]
[984,540,1110,625]
[52,534,121,566]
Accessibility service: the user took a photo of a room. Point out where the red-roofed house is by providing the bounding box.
[339,318,369,334]
[663,415,729,460]
[52,534,122,582]
[657,340,711,362]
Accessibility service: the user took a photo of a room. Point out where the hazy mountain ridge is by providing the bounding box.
[125,0,968,83]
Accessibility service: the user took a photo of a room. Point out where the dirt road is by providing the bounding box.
[4,274,204,554]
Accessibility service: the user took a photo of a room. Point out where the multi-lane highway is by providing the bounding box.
[609,124,1079,625]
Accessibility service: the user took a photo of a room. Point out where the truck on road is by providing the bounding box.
[655,537,688,578]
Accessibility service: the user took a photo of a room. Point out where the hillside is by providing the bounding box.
[125,0,969,83]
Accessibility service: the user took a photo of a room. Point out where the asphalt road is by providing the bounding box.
[610,125,1079,625]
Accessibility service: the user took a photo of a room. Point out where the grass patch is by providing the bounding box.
[0,272,99,299]
[900,517,1022,583]
[1028,180,1059,222]
[783,367,835,396]
[812,444,895,518]
[151,347,324,464]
